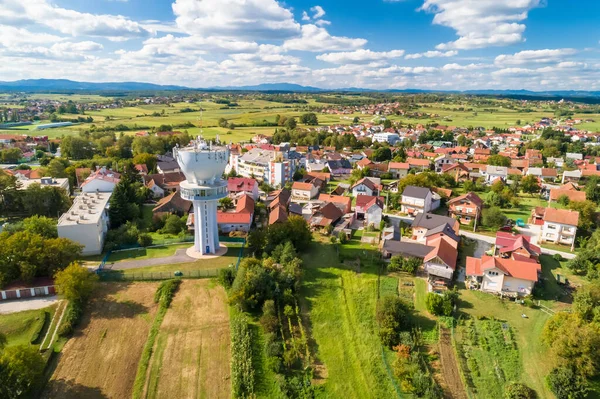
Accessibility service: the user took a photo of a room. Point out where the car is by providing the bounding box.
[516,219,526,227]
[500,225,513,232]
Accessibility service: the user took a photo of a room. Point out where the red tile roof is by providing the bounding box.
[466,255,538,281]
[549,188,586,202]
[495,232,541,257]
[543,208,580,226]
[424,236,458,270]
[228,177,258,193]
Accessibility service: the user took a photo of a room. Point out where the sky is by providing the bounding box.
[1,0,600,90]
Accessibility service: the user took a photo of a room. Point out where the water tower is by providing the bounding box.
[174,137,229,256]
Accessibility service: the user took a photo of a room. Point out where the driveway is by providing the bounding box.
[103,248,196,270]
[0,296,59,314]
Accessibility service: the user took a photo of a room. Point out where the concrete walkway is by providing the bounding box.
[0,296,59,314]
[104,248,196,270]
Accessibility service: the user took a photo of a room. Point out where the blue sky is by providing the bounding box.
[1,0,599,90]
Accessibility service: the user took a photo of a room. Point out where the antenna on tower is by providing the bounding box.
[198,107,204,140]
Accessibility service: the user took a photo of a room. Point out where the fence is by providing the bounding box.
[98,268,220,281]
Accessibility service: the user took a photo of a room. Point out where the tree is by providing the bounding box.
[504,382,536,399]
[0,345,45,399]
[546,367,588,399]
[285,117,297,130]
[383,119,392,129]
[521,175,541,196]
[47,158,68,178]
[22,215,57,238]
[0,170,20,217]
[584,176,600,204]
[352,116,360,123]
[376,296,411,347]
[425,291,457,316]
[487,155,511,167]
[299,113,319,125]
[557,194,571,206]
[1,148,22,164]
[108,179,140,228]
[372,147,392,162]
[54,262,98,302]
[219,197,234,210]
[22,184,71,218]
[482,207,507,229]
[568,200,597,232]
[132,153,158,172]
[218,118,228,128]
[60,136,94,160]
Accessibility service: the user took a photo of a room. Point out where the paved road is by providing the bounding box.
[459,230,576,260]
[0,296,59,314]
[104,248,195,270]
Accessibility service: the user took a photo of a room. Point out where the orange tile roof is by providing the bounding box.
[543,207,580,226]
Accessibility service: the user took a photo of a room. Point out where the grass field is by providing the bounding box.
[300,238,400,398]
[0,306,56,347]
[43,282,159,399]
[141,280,230,399]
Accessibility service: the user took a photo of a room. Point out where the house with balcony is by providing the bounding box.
[351,177,381,197]
[495,232,541,261]
[434,154,455,173]
[484,165,508,184]
[355,195,384,227]
[387,162,409,179]
[291,181,319,202]
[400,185,439,215]
[466,255,539,297]
[538,208,579,250]
[447,192,483,225]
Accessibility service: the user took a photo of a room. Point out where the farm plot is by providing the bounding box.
[43,282,159,399]
[454,318,522,399]
[141,279,231,399]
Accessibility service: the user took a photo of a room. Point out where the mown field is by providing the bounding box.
[140,279,231,399]
[43,282,160,399]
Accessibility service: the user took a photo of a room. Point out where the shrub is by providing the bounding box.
[546,367,588,399]
[553,253,563,262]
[58,300,83,337]
[425,290,458,316]
[259,300,279,334]
[231,314,255,398]
[154,279,181,308]
[376,296,411,347]
[218,267,237,290]
[29,311,48,344]
[137,233,153,247]
[504,382,537,399]
[482,206,507,229]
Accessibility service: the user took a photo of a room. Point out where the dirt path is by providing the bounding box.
[104,249,195,270]
[438,327,467,399]
[144,280,231,399]
[42,282,159,399]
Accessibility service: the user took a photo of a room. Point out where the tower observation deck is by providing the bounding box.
[174,137,229,256]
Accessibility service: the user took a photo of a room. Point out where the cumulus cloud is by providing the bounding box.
[405,50,457,59]
[0,0,150,40]
[420,0,543,50]
[172,0,300,40]
[283,24,367,52]
[317,49,405,64]
[495,48,578,66]
[311,6,326,19]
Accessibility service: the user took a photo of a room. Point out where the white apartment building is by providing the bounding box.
[17,177,70,193]
[57,192,112,255]
[232,148,296,187]
[372,132,401,145]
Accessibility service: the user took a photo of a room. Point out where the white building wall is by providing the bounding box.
[82,179,117,193]
[58,221,104,255]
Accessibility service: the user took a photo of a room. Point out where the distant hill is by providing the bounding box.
[1,79,600,98]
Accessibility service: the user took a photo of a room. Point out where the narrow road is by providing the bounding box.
[0,295,59,314]
[103,248,195,270]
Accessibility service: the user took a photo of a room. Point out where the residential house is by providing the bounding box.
[153,190,192,218]
[411,213,460,243]
[157,155,180,174]
[539,208,580,250]
[549,187,586,203]
[406,157,431,172]
[351,177,381,197]
[291,181,319,202]
[146,179,166,198]
[561,169,582,184]
[424,236,458,288]
[355,195,384,227]
[485,165,508,184]
[400,186,438,215]
[309,202,344,229]
[228,177,259,200]
[326,159,352,176]
[217,194,255,233]
[16,176,70,193]
[381,240,434,259]
[143,172,185,196]
[387,162,409,179]
[81,167,121,193]
[442,163,470,182]
[434,154,455,173]
[447,192,483,225]
[318,194,352,214]
[495,232,541,261]
[356,158,373,170]
[526,167,558,181]
[134,164,149,175]
[466,256,538,297]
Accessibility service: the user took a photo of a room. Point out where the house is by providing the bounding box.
[424,236,458,287]
[351,177,381,197]
[561,169,582,184]
[411,213,460,243]
[291,181,319,202]
[406,157,431,172]
[228,177,259,200]
[81,167,121,193]
[318,194,352,214]
[152,190,192,218]
[442,163,470,182]
[400,186,438,215]
[309,202,344,228]
[466,255,539,297]
[355,195,384,227]
[331,183,350,195]
[75,168,91,187]
[16,177,70,193]
[485,165,508,184]
[434,154,455,173]
[447,192,483,226]
[57,192,111,255]
[526,167,558,181]
[157,155,180,174]
[326,159,352,176]
[495,232,541,261]
[549,187,586,203]
[134,164,149,175]
[217,194,255,233]
[143,172,185,196]
[146,179,166,198]
[269,205,288,225]
[356,158,374,170]
[539,208,580,250]
[387,162,409,179]
[381,240,434,259]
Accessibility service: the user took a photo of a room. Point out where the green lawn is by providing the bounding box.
[300,239,400,398]
[107,243,191,262]
[0,306,56,347]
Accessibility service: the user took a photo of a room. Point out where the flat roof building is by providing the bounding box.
[57,192,111,255]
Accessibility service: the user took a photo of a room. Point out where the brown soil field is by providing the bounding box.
[438,327,467,399]
[143,279,230,399]
[43,282,159,399]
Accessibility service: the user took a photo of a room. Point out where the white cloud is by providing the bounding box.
[405,50,457,59]
[172,0,300,39]
[317,49,405,64]
[420,0,543,50]
[311,6,326,19]
[442,63,489,71]
[302,11,310,21]
[495,48,578,66]
[0,0,150,41]
[284,24,367,52]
